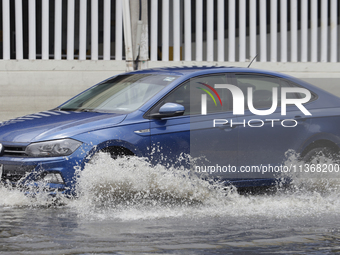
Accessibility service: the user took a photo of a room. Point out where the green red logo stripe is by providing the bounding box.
[197,82,223,106]
[197,87,217,106]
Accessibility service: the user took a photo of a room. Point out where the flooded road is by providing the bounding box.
[1,154,340,254]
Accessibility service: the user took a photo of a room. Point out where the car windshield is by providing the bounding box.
[59,74,178,113]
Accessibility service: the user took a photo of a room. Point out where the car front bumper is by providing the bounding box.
[0,151,85,196]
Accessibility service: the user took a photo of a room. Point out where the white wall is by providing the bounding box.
[0,60,126,121]
[0,60,340,122]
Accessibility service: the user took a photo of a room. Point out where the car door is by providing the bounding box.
[147,73,240,180]
[230,73,312,178]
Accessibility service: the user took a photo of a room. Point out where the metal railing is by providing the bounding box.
[1,0,123,60]
[1,0,339,62]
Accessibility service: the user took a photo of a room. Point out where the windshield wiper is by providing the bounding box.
[80,108,101,112]
[56,107,111,113]
[54,108,77,112]
[54,107,89,112]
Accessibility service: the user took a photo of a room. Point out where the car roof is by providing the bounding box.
[125,66,290,79]
[127,66,235,75]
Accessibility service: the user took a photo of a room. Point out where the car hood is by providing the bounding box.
[0,111,126,143]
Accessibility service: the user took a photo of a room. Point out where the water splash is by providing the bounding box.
[70,153,236,219]
[1,151,340,221]
[0,183,68,207]
[282,149,340,194]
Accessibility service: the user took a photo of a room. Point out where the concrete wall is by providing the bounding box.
[0,60,339,122]
[0,60,126,121]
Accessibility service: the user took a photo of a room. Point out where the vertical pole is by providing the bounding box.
[91,0,98,60]
[270,0,277,62]
[150,0,158,61]
[42,0,49,59]
[290,0,297,62]
[67,0,75,60]
[184,0,191,61]
[239,0,245,62]
[301,0,308,62]
[2,0,10,59]
[330,0,337,62]
[29,0,36,60]
[122,0,133,66]
[260,0,266,62]
[320,0,328,62]
[173,0,180,61]
[162,0,169,61]
[249,0,256,62]
[79,0,87,60]
[116,0,123,60]
[103,0,111,60]
[217,0,224,62]
[15,0,23,59]
[206,0,213,61]
[280,0,287,62]
[196,0,203,61]
[228,0,235,62]
[310,0,318,62]
[55,0,62,60]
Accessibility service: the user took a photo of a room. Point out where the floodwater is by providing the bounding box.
[1,153,340,254]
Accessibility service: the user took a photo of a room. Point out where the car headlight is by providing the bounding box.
[25,139,82,157]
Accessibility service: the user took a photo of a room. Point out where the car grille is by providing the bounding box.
[3,145,27,157]
[1,164,36,182]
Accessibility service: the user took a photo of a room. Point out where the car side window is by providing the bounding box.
[150,74,231,116]
[234,74,281,110]
[233,74,312,110]
[280,78,317,101]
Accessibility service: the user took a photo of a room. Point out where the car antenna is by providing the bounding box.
[247,54,258,68]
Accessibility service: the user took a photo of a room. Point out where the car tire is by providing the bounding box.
[302,147,338,164]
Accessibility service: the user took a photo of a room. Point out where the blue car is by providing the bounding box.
[0,66,339,196]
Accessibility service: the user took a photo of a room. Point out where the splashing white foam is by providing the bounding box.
[282,149,340,194]
[70,153,236,218]
[2,151,340,221]
[67,152,340,221]
[0,178,68,207]
[0,185,31,206]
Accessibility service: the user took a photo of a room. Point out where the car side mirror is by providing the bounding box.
[149,103,185,119]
